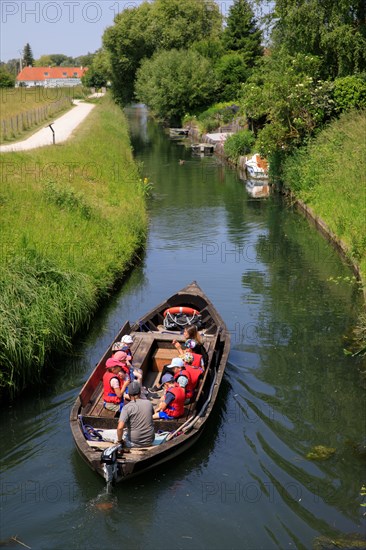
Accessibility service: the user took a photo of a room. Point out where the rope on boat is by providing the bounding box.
[163,310,201,329]
[165,414,197,441]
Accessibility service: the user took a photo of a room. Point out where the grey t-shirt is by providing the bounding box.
[119,398,154,447]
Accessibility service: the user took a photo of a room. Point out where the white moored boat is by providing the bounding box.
[245,153,269,180]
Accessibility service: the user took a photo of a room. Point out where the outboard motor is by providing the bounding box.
[100,444,122,484]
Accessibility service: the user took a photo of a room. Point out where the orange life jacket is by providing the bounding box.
[165,384,185,418]
[103,371,122,404]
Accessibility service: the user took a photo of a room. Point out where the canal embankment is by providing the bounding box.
[0,94,148,397]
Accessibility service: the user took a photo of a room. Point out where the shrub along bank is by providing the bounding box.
[0,95,148,397]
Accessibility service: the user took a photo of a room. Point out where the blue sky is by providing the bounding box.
[1,1,144,62]
[1,1,271,64]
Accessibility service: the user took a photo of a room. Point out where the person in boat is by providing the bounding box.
[115,381,155,448]
[172,325,208,367]
[182,351,204,401]
[153,373,185,419]
[166,357,193,404]
[148,357,186,394]
[112,336,143,386]
[103,353,131,412]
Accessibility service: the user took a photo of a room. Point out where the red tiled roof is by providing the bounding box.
[16,66,88,81]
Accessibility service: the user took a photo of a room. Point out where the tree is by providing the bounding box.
[49,54,72,66]
[34,55,53,67]
[74,53,95,67]
[82,49,111,88]
[152,0,222,51]
[103,1,155,104]
[241,50,336,154]
[215,52,251,101]
[2,59,19,76]
[23,43,34,67]
[223,0,263,65]
[333,75,366,113]
[103,0,222,105]
[272,0,366,78]
[135,49,218,122]
[0,67,15,87]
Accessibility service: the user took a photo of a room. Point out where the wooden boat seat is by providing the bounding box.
[88,389,118,418]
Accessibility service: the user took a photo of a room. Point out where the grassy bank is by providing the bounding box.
[282,110,366,355]
[0,94,148,396]
[282,110,366,283]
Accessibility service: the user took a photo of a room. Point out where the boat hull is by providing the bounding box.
[70,281,230,483]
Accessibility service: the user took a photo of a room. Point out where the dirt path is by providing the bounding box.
[0,100,95,153]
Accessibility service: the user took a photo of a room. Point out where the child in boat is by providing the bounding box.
[182,351,204,402]
[172,324,208,367]
[112,336,143,386]
[153,373,185,419]
[103,354,130,412]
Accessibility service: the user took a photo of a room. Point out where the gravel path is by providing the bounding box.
[0,100,96,153]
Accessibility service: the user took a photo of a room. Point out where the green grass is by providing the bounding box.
[283,110,366,284]
[0,86,89,142]
[0,94,148,396]
[0,86,87,118]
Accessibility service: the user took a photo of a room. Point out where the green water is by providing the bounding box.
[0,105,365,550]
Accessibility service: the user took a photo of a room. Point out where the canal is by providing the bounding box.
[1,105,365,550]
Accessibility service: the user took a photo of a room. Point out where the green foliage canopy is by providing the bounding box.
[215,52,251,101]
[223,0,263,64]
[103,0,222,105]
[103,1,155,105]
[333,75,366,112]
[82,49,111,88]
[241,51,336,154]
[272,0,366,78]
[0,67,15,87]
[135,49,217,122]
[153,0,222,50]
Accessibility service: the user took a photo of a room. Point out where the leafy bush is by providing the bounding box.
[197,102,240,124]
[214,52,250,101]
[224,129,255,160]
[184,102,241,133]
[0,68,15,88]
[135,48,218,122]
[333,75,366,113]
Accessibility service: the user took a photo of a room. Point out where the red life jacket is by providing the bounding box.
[191,351,203,368]
[174,368,194,400]
[165,384,185,418]
[103,371,122,404]
[184,364,203,393]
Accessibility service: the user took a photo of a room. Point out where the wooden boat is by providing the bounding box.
[70,281,230,484]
